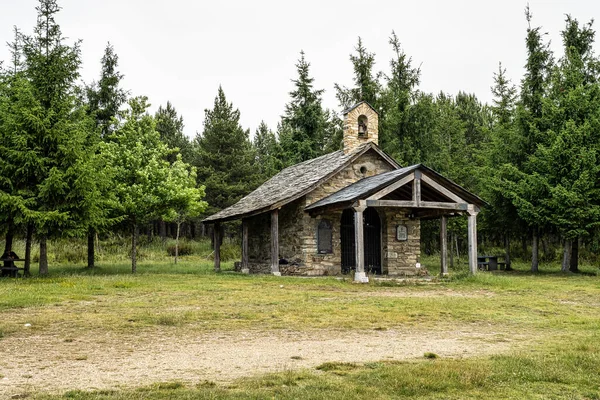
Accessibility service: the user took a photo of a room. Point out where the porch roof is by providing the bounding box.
[305,164,487,212]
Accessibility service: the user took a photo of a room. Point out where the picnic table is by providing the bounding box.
[477,255,509,271]
[1,258,25,277]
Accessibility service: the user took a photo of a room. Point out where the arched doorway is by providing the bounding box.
[340,208,382,275]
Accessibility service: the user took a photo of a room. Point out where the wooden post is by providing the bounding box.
[271,210,280,275]
[413,170,422,206]
[353,201,367,282]
[440,215,448,276]
[214,222,221,272]
[241,219,249,274]
[467,206,479,274]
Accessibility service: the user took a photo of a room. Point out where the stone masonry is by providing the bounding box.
[343,102,379,154]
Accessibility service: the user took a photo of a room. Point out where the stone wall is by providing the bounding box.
[300,150,395,275]
[244,149,423,277]
[343,102,379,154]
[381,208,421,276]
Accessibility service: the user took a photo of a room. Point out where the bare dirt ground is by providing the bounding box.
[0,326,524,397]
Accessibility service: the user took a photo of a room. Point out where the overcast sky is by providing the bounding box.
[1,0,599,138]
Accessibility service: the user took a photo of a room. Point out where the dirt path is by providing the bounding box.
[0,326,522,397]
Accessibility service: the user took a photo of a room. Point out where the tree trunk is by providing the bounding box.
[39,235,48,275]
[504,235,511,270]
[449,231,455,268]
[175,221,181,264]
[561,239,572,272]
[531,229,539,272]
[131,222,138,274]
[24,224,33,277]
[4,220,14,254]
[570,237,579,273]
[455,234,460,263]
[87,229,95,268]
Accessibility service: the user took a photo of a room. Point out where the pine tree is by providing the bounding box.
[155,101,192,163]
[380,31,421,159]
[503,6,555,271]
[20,0,95,275]
[534,16,600,272]
[334,37,381,110]
[193,86,259,217]
[84,42,128,268]
[279,51,330,165]
[253,121,282,179]
[86,43,128,138]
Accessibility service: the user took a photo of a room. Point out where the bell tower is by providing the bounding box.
[342,101,379,154]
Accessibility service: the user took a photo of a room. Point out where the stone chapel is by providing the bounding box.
[203,102,486,281]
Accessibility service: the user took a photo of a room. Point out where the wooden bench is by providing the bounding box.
[478,255,510,271]
[1,258,25,278]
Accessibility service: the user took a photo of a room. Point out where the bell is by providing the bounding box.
[358,123,367,135]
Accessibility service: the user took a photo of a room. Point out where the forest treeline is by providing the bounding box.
[1,0,599,274]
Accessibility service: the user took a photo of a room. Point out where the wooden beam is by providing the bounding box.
[353,202,367,282]
[441,215,448,276]
[214,222,221,272]
[419,201,469,210]
[413,170,422,206]
[271,209,280,275]
[467,205,479,274]
[241,219,249,273]
[421,174,466,204]
[366,200,416,208]
[367,173,415,200]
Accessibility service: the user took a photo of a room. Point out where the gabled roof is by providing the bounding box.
[341,101,379,116]
[305,164,487,212]
[203,143,400,223]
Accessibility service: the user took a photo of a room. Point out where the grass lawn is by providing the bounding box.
[0,254,599,399]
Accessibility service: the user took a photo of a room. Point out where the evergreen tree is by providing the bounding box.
[380,31,421,160]
[253,121,282,179]
[490,63,517,126]
[19,0,95,274]
[279,51,330,165]
[193,86,258,217]
[534,16,600,272]
[155,101,192,163]
[84,42,128,268]
[86,43,128,138]
[502,7,555,271]
[335,37,381,110]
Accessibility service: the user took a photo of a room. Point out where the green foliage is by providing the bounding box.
[253,121,283,179]
[279,51,334,165]
[155,101,192,163]
[192,86,259,216]
[335,37,382,110]
[85,42,128,138]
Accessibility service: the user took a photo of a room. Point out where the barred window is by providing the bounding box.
[317,219,333,254]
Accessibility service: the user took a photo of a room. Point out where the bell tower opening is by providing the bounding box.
[358,115,368,136]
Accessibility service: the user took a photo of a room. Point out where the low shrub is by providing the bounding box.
[167,242,194,256]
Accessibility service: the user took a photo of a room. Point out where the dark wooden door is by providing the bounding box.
[340,208,382,275]
[363,208,382,274]
[340,209,355,274]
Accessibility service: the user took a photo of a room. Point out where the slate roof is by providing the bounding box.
[305,165,420,210]
[305,164,487,211]
[203,143,400,223]
[341,100,379,115]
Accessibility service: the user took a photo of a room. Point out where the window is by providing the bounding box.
[317,219,333,254]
